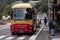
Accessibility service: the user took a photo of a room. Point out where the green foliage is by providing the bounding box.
[0,0,12,13]
[39,0,48,13]
[3,5,12,15]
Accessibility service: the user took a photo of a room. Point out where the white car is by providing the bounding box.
[2,16,11,20]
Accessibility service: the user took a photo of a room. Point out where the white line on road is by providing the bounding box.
[52,38,60,40]
[37,25,44,35]
[17,36,26,40]
[0,35,7,39]
[5,36,15,40]
[29,35,37,40]
[0,34,10,39]
[29,24,45,40]
[43,29,49,31]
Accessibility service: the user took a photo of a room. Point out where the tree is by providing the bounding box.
[0,0,12,13]
[3,5,12,15]
[39,0,48,13]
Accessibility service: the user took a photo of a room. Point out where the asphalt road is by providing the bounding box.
[0,23,49,40]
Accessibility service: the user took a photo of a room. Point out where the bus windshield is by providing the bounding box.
[12,8,32,20]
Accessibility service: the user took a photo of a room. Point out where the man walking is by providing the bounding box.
[49,18,55,36]
[44,17,47,25]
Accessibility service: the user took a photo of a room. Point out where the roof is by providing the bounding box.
[12,3,32,8]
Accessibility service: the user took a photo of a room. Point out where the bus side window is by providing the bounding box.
[25,8,32,19]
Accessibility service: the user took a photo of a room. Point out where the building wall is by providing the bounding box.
[57,0,60,4]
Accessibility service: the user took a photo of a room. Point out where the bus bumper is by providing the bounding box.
[11,24,33,34]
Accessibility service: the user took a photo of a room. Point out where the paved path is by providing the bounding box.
[52,38,60,40]
[36,25,49,40]
[0,22,49,40]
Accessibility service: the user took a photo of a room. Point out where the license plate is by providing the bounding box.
[19,30,24,33]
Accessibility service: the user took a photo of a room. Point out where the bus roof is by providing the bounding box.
[12,3,32,8]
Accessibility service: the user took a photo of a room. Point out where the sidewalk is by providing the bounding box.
[49,32,60,40]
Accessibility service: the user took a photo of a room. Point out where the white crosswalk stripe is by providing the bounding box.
[5,36,15,40]
[43,28,49,30]
[17,36,26,40]
[43,26,49,31]
[0,25,44,40]
[0,34,10,39]
[0,34,38,40]
[29,35,37,40]
[29,25,44,40]
[0,31,39,40]
[0,35,7,39]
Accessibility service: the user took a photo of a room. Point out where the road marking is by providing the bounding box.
[5,36,15,40]
[44,27,49,29]
[43,29,49,31]
[37,25,44,35]
[17,36,26,40]
[0,34,10,39]
[52,38,60,40]
[29,24,44,40]
[0,35,7,39]
[29,35,37,40]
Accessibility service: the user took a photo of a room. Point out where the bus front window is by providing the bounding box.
[12,8,32,20]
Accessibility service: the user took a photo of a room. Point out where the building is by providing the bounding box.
[50,0,60,32]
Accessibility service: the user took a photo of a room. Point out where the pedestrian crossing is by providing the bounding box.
[0,28,40,40]
[0,35,26,40]
[0,34,38,40]
[0,35,7,39]
[17,36,26,40]
[43,26,49,31]
[5,37,15,40]
[0,24,47,40]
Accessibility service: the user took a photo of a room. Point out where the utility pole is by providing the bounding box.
[48,0,51,23]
